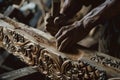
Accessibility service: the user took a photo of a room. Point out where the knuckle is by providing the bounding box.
[62,30,68,35]
[54,17,60,24]
[61,27,65,30]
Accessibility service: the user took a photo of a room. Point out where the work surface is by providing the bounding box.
[0,14,120,80]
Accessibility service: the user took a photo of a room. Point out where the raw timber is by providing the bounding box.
[0,13,120,80]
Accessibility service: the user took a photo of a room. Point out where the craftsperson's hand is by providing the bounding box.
[45,13,69,36]
[55,21,89,52]
[55,5,102,52]
[45,14,57,36]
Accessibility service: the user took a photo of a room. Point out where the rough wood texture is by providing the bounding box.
[0,14,120,80]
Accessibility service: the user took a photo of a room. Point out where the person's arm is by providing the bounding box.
[55,0,120,51]
[55,0,105,25]
[82,0,120,30]
[59,0,105,19]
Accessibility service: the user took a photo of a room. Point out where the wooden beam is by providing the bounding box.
[0,13,119,79]
[0,66,37,80]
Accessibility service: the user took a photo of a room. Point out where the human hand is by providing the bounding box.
[55,21,89,52]
[45,13,68,36]
[45,14,57,36]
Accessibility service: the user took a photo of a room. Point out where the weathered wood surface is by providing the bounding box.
[0,13,120,80]
[0,66,37,80]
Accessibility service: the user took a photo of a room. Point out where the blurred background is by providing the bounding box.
[0,0,52,80]
[0,0,52,28]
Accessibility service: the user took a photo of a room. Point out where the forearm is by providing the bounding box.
[82,0,120,30]
[60,0,105,18]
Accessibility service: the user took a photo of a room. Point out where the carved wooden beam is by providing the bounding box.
[0,13,120,80]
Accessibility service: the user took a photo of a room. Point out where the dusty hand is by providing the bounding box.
[45,13,68,36]
[45,14,57,36]
[55,21,89,52]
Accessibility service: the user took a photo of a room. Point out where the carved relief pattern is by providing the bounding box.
[91,55,120,71]
[0,26,108,80]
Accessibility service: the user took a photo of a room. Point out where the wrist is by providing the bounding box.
[82,15,102,30]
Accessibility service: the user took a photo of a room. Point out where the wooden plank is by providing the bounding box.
[0,50,9,66]
[0,66,37,80]
[0,13,119,79]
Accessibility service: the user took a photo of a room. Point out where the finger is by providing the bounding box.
[54,16,61,24]
[54,17,66,26]
[58,37,71,51]
[55,27,65,38]
[55,25,71,38]
[54,14,67,26]
[56,31,69,48]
